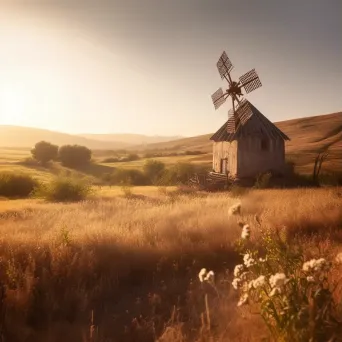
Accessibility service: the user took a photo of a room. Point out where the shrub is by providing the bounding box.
[121,185,133,198]
[111,168,149,186]
[254,172,272,189]
[143,160,165,184]
[19,157,40,167]
[36,177,93,202]
[31,141,59,164]
[159,162,195,185]
[318,172,342,187]
[126,153,140,161]
[0,172,38,198]
[58,145,92,167]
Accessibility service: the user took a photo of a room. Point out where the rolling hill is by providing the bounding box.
[0,126,182,150]
[78,133,183,145]
[130,111,342,173]
[132,112,342,153]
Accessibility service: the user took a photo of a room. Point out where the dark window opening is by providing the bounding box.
[261,138,270,151]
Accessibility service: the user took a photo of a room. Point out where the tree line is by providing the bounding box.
[31,141,91,167]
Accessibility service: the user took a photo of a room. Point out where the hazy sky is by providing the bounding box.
[0,0,341,136]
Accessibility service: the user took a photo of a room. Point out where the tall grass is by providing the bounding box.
[0,188,341,341]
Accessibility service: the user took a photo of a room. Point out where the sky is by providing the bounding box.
[0,0,341,136]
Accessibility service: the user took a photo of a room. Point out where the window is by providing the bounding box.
[261,138,270,151]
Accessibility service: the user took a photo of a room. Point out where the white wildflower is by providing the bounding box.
[241,224,251,240]
[240,272,249,280]
[204,270,215,282]
[198,268,207,282]
[269,273,288,289]
[232,278,241,290]
[269,287,281,297]
[234,264,244,277]
[259,257,266,263]
[306,276,315,283]
[302,258,330,273]
[237,293,249,306]
[228,202,241,216]
[253,275,266,289]
[243,253,256,268]
[335,252,342,264]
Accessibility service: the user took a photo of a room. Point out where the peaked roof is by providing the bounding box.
[210,101,290,142]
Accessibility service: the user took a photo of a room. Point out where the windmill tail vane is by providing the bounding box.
[211,51,262,133]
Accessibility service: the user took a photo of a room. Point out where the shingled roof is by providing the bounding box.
[210,101,290,142]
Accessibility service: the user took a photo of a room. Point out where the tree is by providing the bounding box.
[143,159,165,184]
[58,145,92,167]
[31,141,58,164]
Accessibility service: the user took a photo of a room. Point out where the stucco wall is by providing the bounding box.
[212,141,238,176]
[237,136,285,177]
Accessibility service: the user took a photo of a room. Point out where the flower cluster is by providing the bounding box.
[241,224,251,240]
[228,202,241,216]
[234,264,244,278]
[243,253,256,268]
[198,268,215,283]
[269,273,289,296]
[302,258,330,273]
[251,275,266,289]
[335,252,342,264]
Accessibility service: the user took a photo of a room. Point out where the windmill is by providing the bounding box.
[211,51,262,133]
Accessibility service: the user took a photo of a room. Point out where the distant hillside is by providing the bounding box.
[131,112,342,173]
[78,133,183,145]
[133,112,342,153]
[0,126,129,150]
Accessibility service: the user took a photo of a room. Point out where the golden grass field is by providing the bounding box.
[0,186,341,341]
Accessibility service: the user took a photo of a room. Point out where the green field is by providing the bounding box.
[0,147,212,185]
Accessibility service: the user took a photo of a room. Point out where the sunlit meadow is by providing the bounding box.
[0,187,341,341]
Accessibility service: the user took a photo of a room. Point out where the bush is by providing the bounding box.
[121,185,133,197]
[0,172,38,198]
[58,145,92,168]
[125,153,139,161]
[19,157,40,167]
[143,160,165,184]
[111,168,149,186]
[36,177,93,202]
[31,141,59,164]
[254,172,272,189]
[318,172,342,187]
[159,162,195,185]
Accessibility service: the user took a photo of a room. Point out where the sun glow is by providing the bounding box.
[0,6,142,133]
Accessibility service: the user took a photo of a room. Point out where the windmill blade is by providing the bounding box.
[227,115,236,133]
[211,88,227,110]
[239,69,262,94]
[217,51,233,80]
[236,99,253,124]
[228,108,234,118]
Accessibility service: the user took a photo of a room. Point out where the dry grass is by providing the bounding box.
[0,187,341,341]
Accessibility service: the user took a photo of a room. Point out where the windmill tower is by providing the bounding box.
[209,51,290,179]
